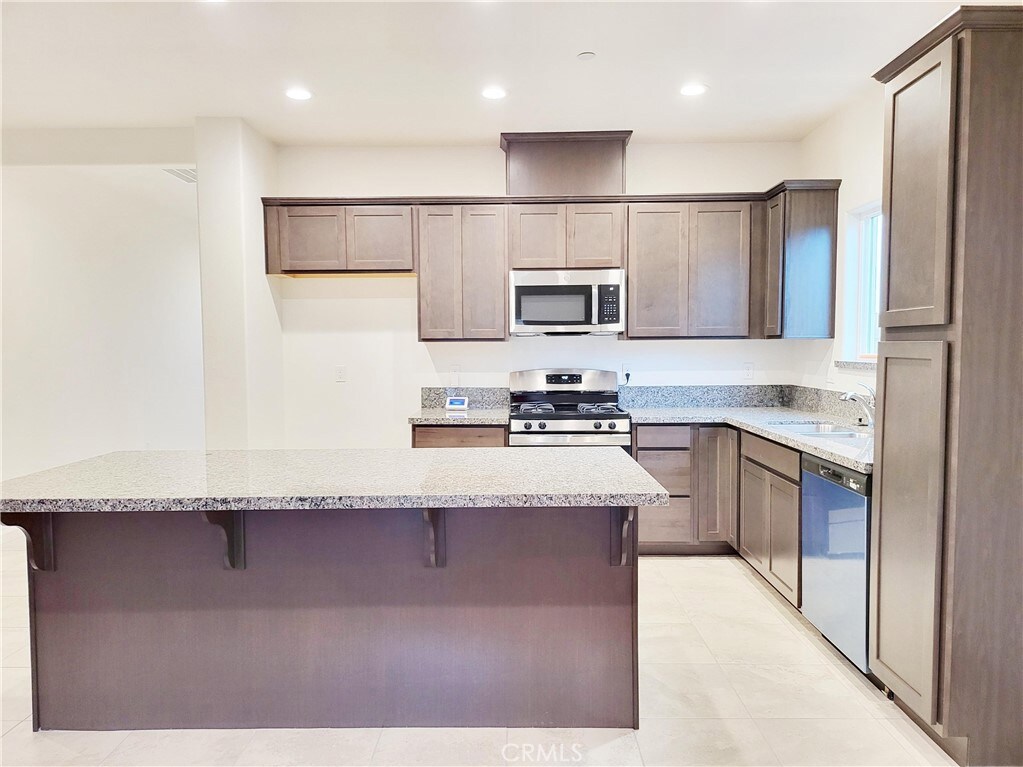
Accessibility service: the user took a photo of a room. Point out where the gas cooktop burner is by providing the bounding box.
[517,402,555,414]
[577,403,623,414]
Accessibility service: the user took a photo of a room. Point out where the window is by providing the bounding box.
[854,204,883,358]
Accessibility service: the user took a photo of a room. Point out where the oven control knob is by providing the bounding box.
[608,422,617,430]
[524,422,532,431]
[539,422,547,430]
[593,422,602,430]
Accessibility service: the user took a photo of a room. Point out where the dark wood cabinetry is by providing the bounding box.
[695,427,739,543]
[627,202,752,338]
[278,206,347,271]
[263,180,837,343]
[345,206,415,271]
[411,426,507,448]
[267,205,414,273]
[738,436,801,607]
[508,203,623,269]
[688,202,751,337]
[627,204,689,337]
[880,39,955,329]
[751,186,839,339]
[417,205,507,341]
[871,12,1022,765]
[636,424,737,554]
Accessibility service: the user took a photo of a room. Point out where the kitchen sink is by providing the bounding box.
[766,420,871,441]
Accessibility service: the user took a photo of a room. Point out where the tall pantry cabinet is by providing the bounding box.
[870,9,1022,766]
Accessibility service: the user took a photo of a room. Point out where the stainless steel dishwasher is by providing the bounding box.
[800,455,871,673]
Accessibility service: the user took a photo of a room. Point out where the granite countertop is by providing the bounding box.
[408,408,510,425]
[0,448,669,513]
[409,405,873,473]
[630,407,873,473]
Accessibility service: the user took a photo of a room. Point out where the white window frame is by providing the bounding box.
[852,203,883,360]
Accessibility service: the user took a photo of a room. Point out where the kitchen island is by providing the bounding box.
[0,448,667,731]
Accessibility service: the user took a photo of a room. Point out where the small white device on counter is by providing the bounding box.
[445,396,469,411]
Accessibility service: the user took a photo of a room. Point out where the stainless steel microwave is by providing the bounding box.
[509,269,626,336]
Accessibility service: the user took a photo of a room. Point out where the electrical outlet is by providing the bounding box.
[742,363,755,381]
[451,365,462,387]
[334,365,347,383]
[621,363,632,385]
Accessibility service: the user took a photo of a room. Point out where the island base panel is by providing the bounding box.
[30,508,636,730]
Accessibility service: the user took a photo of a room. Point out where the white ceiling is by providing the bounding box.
[2,1,965,146]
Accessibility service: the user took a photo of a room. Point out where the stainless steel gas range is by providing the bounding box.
[508,369,631,448]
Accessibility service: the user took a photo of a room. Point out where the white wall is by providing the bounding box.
[194,117,283,449]
[273,141,814,447]
[794,85,884,391]
[0,165,205,479]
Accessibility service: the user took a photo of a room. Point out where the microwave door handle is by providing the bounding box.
[592,284,599,325]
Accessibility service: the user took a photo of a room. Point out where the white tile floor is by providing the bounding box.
[0,524,957,767]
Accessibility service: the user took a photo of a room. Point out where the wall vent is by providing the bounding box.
[163,168,197,183]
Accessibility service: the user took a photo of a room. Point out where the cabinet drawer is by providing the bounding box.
[740,433,800,482]
[412,426,506,448]
[639,499,694,544]
[636,426,692,449]
[637,450,692,496]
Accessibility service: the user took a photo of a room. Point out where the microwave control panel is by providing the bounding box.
[598,284,621,324]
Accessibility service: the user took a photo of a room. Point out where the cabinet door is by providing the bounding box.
[279,206,346,271]
[417,206,462,339]
[412,426,506,448]
[636,450,691,497]
[696,427,738,544]
[345,206,414,270]
[726,429,739,550]
[627,204,689,337]
[688,202,751,336]
[639,498,695,545]
[508,204,566,269]
[739,458,768,572]
[764,194,785,337]
[766,472,800,607]
[782,189,838,339]
[566,203,624,268]
[461,206,507,339]
[870,340,948,724]
[881,38,956,328]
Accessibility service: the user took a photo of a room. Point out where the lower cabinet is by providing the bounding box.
[738,452,801,607]
[636,425,737,553]
[411,426,507,448]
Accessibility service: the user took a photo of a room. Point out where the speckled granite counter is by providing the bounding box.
[408,405,873,474]
[0,447,668,513]
[628,407,873,474]
[408,408,509,425]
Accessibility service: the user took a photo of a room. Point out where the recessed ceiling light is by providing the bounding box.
[482,85,507,100]
[680,82,708,97]
[286,87,312,101]
[577,51,597,61]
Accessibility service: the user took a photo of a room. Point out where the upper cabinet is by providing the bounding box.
[277,206,347,271]
[688,202,751,337]
[880,39,956,328]
[508,203,623,269]
[345,206,414,271]
[262,180,838,343]
[418,205,507,341]
[751,185,839,339]
[266,204,414,274]
[627,202,751,338]
[627,203,689,337]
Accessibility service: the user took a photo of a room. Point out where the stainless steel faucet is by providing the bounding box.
[840,384,876,428]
